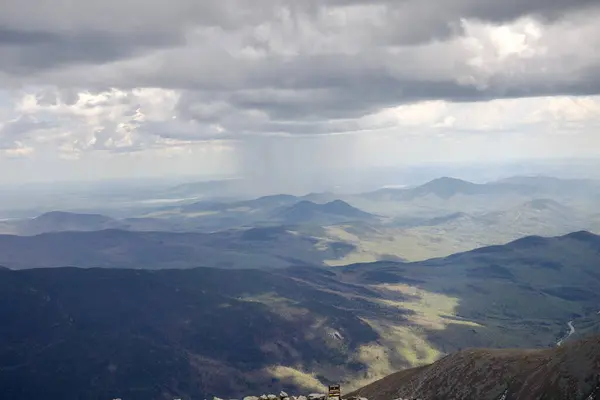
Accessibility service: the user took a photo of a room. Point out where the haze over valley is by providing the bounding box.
[2,173,599,266]
[1,169,600,399]
[3,0,600,398]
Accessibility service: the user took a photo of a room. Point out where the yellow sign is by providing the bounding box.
[328,384,341,399]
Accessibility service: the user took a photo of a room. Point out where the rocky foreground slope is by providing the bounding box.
[347,335,600,400]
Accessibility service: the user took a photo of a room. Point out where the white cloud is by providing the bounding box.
[0,141,34,158]
[5,87,185,158]
[1,0,600,184]
[2,87,600,183]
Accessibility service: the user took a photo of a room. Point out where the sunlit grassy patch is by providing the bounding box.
[261,366,327,392]
[321,225,465,263]
[374,284,481,330]
[240,293,310,321]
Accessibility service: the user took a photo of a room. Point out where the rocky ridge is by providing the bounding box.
[212,391,419,400]
[347,335,600,400]
[215,392,343,400]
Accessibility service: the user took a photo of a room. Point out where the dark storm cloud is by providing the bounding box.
[0,0,597,72]
[324,0,599,23]
[170,47,599,129]
[298,0,600,47]
[0,0,280,73]
[1,0,600,142]
[0,27,182,74]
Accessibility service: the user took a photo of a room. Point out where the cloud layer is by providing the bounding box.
[1,0,600,185]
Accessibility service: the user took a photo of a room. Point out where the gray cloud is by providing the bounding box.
[0,27,182,75]
[1,0,598,73]
[0,115,56,138]
[0,115,50,153]
[2,0,600,151]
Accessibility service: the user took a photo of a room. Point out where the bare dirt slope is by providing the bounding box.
[348,335,600,400]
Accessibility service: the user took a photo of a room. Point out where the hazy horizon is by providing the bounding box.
[3,155,600,186]
[2,2,600,396]
[2,0,600,190]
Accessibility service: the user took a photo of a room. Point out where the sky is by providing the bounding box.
[1,0,600,189]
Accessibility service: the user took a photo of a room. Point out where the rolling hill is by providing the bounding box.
[349,334,600,400]
[145,195,356,231]
[13,176,594,244]
[361,176,516,202]
[272,200,377,225]
[0,211,185,236]
[351,176,600,217]
[319,197,598,264]
[1,187,597,270]
[0,228,355,270]
[180,194,301,214]
[0,266,388,400]
[345,231,600,349]
[0,211,115,235]
[365,175,600,202]
[1,232,600,399]
[23,211,114,232]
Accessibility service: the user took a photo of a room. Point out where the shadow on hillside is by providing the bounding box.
[336,235,600,366]
[0,266,415,400]
[0,228,359,270]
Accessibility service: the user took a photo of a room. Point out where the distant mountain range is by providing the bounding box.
[349,334,600,400]
[1,232,600,399]
[410,197,589,237]
[0,228,354,270]
[180,194,302,214]
[317,194,599,264]
[351,176,600,219]
[0,211,180,236]
[365,176,600,201]
[178,193,340,215]
[0,196,371,236]
[7,175,596,233]
[1,177,597,269]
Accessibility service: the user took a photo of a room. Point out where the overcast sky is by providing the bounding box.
[1,0,600,189]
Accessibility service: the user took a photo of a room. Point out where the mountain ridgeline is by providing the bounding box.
[1,231,600,399]
[365,176,600,202]
[1,175,600,399]
[349,334,600,400]
[0,266,380,400]
[0,228,357,270]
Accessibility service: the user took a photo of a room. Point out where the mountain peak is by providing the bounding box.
[413,177,479,198]
[323,199,353,208]
[317,200,371,217]
[274,199,373,224]
[565,230,600,243]
[425,176,473,185]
